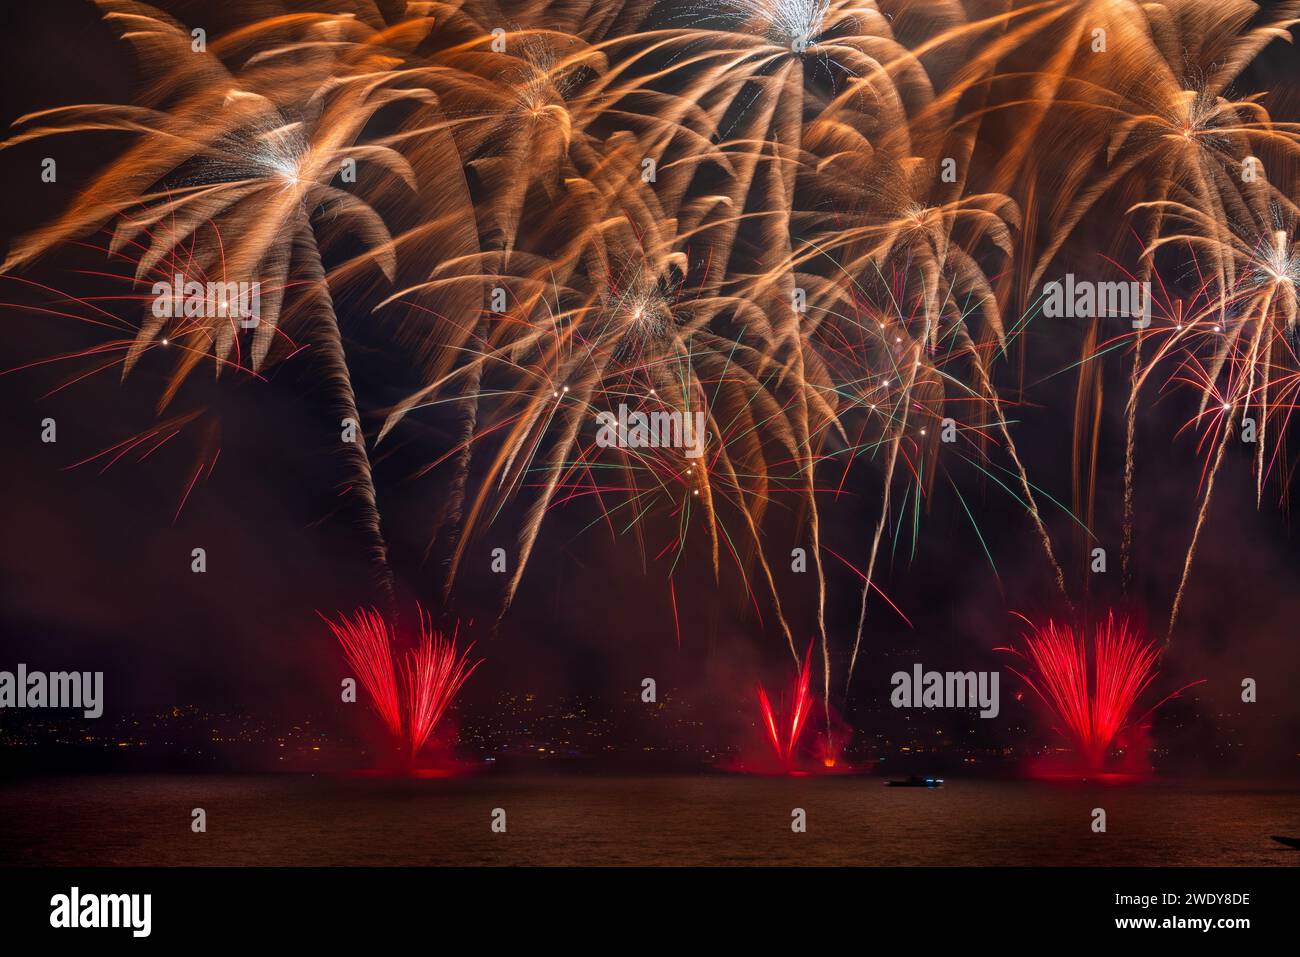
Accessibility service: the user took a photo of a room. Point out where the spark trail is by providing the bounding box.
[323,607,481,760]
[757,643,815,767]
[999,613,1202,770]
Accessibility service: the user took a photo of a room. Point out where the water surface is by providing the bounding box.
[2,774,1296,866]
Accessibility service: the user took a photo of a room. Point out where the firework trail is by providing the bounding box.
[814,165,1068,684]
[5,0,1299,700]
[321,608,402,742]
[997,0,1300,599]
[1128,199,1299,640]
[999,613,1202,770]
[0,2,443,605]
[402,613,482,758]
[757,643,815,766]
[323,607,481,758]
[1166,423,1230,643]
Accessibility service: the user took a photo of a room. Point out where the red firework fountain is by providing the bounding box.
[402,612,481,758]
[322,607,481,766]
[756,644,815,770]
[999,613,1201,773]
[323,607,403,742]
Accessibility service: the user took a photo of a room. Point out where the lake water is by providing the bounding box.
[1,774,1297,866]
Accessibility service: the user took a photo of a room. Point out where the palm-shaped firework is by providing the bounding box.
[1,2,443,601]
[4,0,1297,711]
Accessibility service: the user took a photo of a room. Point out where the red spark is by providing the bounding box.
[999,613,1202,771]
[321,608,402,741]
[756,643,815,767]
[402,612,482,758]
[321,607,481,763]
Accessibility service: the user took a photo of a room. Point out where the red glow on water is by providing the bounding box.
[348,764,471,780]
[999,612,1202,772]
[1025,765,1149,785]
[407,766,460,779]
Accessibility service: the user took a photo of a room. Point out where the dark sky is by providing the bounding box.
[0,1,1297,769]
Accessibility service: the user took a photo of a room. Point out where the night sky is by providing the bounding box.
[2,0,1299,772]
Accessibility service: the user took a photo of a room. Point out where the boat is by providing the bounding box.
[886,775,944,788]
[1270,835,1300,849]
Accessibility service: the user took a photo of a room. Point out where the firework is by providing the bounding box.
[402,614,483,758]
[5,0,1298,710]
[993,0,1300,620]
[1126,199,1300,639]
[0,4,449,604]
[320,608,402,743]
[999,614,1201,770]
[323,607,481,760]
[756,643,815,767]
